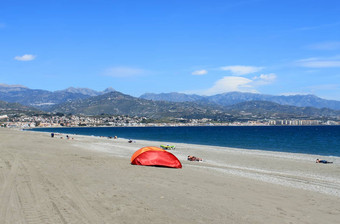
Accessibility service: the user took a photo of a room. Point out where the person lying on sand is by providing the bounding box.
[316,159,333,164]
[187,155,202,162]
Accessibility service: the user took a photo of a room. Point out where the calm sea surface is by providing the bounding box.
[29,126,340,157]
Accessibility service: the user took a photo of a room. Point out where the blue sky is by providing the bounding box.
[1,0,340,100]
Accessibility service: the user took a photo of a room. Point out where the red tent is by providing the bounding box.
[131,146,182,168]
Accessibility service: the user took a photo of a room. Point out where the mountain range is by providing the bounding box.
[140,92,340,110]
[49,91,227,119]
[49,92,340,120]
[0,84,115,110]
[1,83,340,120]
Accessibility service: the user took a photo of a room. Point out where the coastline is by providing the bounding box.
[27,125,340,157]
[1,128,340,223]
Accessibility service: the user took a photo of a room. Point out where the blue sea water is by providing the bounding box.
[29,126,340,157]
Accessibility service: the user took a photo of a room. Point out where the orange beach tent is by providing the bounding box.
[131,146,182,168]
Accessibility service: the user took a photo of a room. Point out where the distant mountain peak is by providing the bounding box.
[57,87,100,96]
[140,92,203,102]
[103,87,115,93]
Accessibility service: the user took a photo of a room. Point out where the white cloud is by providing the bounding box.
[220,65,263,75]
[308,41,340,50]
[192,69,208,75]
[198,72,276,95]
[14,54,36,61]
[104,66,146,77]
[253,73,277,85]
[203,76,256,95]
[297,57,340,68]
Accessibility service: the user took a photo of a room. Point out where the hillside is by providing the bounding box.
[0,100,39,115]
[225,101,340,119]
[50,91,227,120]
[50,91,340,121]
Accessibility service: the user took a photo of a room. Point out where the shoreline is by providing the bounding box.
[37,128,340,159]
[26,126,340,158]
[1,128,340,223]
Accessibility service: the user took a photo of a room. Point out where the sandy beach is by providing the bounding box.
[0,128,339,223]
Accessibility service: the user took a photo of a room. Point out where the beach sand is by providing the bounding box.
[0,128,339,224]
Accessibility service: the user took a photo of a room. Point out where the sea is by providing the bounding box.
[28,125,340,157]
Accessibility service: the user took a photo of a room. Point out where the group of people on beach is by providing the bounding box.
[51,133,74,140]
[187,156,332,164]
[50,132,335,165]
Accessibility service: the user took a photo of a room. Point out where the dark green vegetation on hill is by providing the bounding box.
[0,100,38,111]
[0,100,40,116]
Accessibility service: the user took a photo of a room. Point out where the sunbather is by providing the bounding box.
[316,159,333,164]
[187,155,202,161]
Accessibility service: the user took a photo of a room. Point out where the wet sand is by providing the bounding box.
[0,128,339,223]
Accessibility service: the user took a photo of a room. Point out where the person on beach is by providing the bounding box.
[51,133,54,138]
[187,155,202,162]
[316,159,333,164]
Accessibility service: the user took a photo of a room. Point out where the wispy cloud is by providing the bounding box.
[297,22,340,31]
[192,69,208,75]
[280,92,311,96]
[104,66,146,77]
[220,65,264,75]
[296,57,340,68]
[0,23,5,29]
[307,41,340,50]
[307,84,339,92]
[14,54,36,61]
